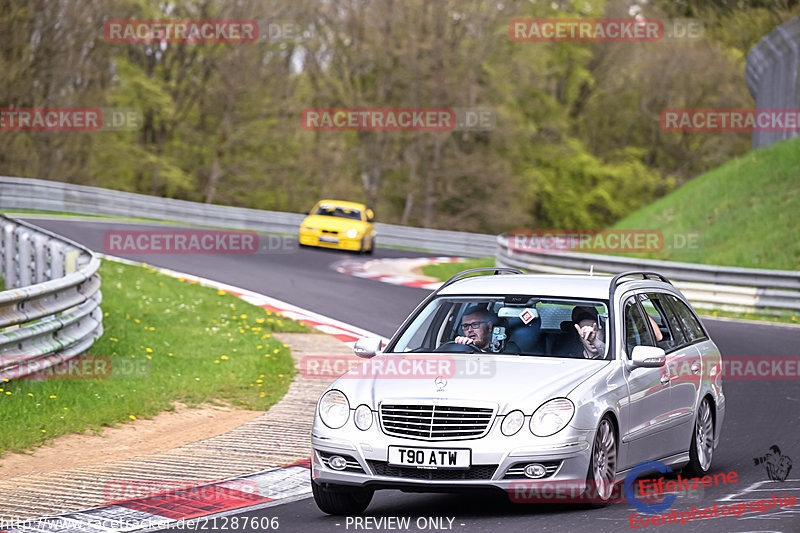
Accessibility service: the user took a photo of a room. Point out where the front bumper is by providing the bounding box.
[299,231,363,251]
[311,420,595,495]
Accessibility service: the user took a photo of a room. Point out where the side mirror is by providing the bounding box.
[366,209,374,222]
[628,345,666,369]
[353,337,382,358]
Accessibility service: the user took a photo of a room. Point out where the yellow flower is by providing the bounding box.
[214,360,220,364]
[299,322,305,326]
[27,393,34,397]
[148,327,155,331]
[252,327,261,332]
[141,262,147,267]
[267,318,274,323]
[256,318,264,324]
[273,348,279,353]
[265,354,271,358]
[110,337,118,342]
[104,312,109,317]
[129,415,137,420]
[64,407,68,410]
[282,344,288,348]
[146,355,152,360]
[168,353,174,357]
[49,395,56,399]
[218,290,226,295]
[126,313,130,320]
[259,374,265,378]
[240,314,247,319]
[256,379,263,383]
[221,355,229,360]
[146,348,153,353]
[41,429,46,433]
[131,354,136,358]
[257,345,263,349]
[134,318,140,324]
[278,374,284,378]
[259,392,265,398]
[5,391,11,395]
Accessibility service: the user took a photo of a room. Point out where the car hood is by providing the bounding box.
[330,353,609,413]
[302,215,364,230]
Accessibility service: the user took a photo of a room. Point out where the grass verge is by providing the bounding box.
[421,257,495,282]
[0,259,310,456]
[611,137,800,270]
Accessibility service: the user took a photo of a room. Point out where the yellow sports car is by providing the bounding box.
[299,200,376,254]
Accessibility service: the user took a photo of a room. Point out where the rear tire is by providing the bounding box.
[312,480,374,515]
[684,397,714,477]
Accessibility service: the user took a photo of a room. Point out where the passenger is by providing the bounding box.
[572,306,606,359]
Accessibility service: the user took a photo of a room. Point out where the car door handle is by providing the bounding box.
[660,376,671,385]
[691,362,701,374]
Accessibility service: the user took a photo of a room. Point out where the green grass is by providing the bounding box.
[611,137,800,270]
[421,257,495,282]
[0,259,310,457]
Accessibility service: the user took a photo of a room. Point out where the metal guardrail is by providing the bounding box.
[0,215,103,381]
[0,176,495,257]
[495,235,800,315]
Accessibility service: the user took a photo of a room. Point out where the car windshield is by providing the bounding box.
[314,205,362,220]
[389,296,609,359]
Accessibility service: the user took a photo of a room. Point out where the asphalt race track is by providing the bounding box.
[25,218,800,533]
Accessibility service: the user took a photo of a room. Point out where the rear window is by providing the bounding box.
[664,295,706,342]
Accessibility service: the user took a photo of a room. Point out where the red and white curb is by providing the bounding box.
[0,255,389,533]
[334,256,464,290]
[3,461,312,533]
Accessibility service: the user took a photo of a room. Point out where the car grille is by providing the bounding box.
[502,461,562,479]
[321,229,339,235]
[368,461,497,480]
[380,404,494,440]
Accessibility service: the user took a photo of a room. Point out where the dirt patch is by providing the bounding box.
[0,403,262,478]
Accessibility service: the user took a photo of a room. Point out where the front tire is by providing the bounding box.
[312,480,374,515]
[684,397,714,476]
[585,416,617,506]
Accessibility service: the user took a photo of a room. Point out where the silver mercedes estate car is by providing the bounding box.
[311,269,726,515]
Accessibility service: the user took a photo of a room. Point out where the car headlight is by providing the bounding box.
[345,228,359,239]
[354,404,373,430]
[529,398,574,437]
[318,390,350,429]
[501,410,525,436]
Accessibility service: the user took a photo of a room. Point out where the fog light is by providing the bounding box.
[328,455,348,471]
[524,463,547,479]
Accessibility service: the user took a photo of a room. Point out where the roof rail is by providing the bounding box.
[610,271,672,294]
[434,267,523,296]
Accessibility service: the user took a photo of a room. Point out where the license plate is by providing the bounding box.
[319,236,339,243]
[388,446,471,469]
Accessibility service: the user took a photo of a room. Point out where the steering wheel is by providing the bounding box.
[433,340,487,354]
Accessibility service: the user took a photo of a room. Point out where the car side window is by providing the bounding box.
[664,295,706,342]
[641,293,684,351]
[624,296,655,358]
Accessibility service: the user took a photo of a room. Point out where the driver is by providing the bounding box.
[454,305,495,350]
